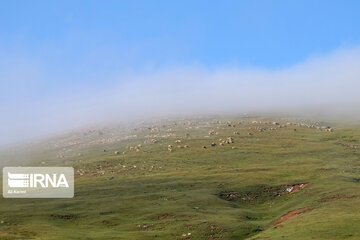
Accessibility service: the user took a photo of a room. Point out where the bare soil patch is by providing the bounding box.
[157,213,171,220]
[274,207,313,225]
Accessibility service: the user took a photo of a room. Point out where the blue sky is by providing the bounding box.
[1,0,360,145]
[2,1,360,73]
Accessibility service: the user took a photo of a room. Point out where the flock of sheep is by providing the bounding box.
[110,119,334,155]
[52,118,342,178]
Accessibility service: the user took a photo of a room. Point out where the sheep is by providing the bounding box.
[226,137,234,144]
[168,145,173,152]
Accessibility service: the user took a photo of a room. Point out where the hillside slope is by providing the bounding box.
[0,116,359,239]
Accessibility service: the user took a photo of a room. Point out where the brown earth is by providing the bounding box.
[157,213,171,220]
[274,207,313,226]
[289,182,311,194]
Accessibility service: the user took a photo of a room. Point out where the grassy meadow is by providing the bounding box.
[0,116,359,239]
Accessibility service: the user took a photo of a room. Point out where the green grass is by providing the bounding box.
[0,116,359,239]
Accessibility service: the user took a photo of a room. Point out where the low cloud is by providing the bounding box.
[1,46,360,145]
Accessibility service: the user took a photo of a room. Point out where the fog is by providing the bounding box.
[1,46,360,146]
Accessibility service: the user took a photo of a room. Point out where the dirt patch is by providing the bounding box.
[287,183,311,194]
[50,214,78,220]
[274,207,313,225]
[157,213,171,220]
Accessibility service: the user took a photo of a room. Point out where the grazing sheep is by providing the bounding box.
[202,146,207,149]
[114,151,120,155]
[175,139,182,143]
[168,145,173,152]
[211,143,216,147]
[226,137,234,144]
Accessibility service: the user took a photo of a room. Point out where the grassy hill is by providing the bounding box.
[0,116,359,239]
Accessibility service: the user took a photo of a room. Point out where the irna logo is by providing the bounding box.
[3,167,74,198]
[8,172,69,188]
